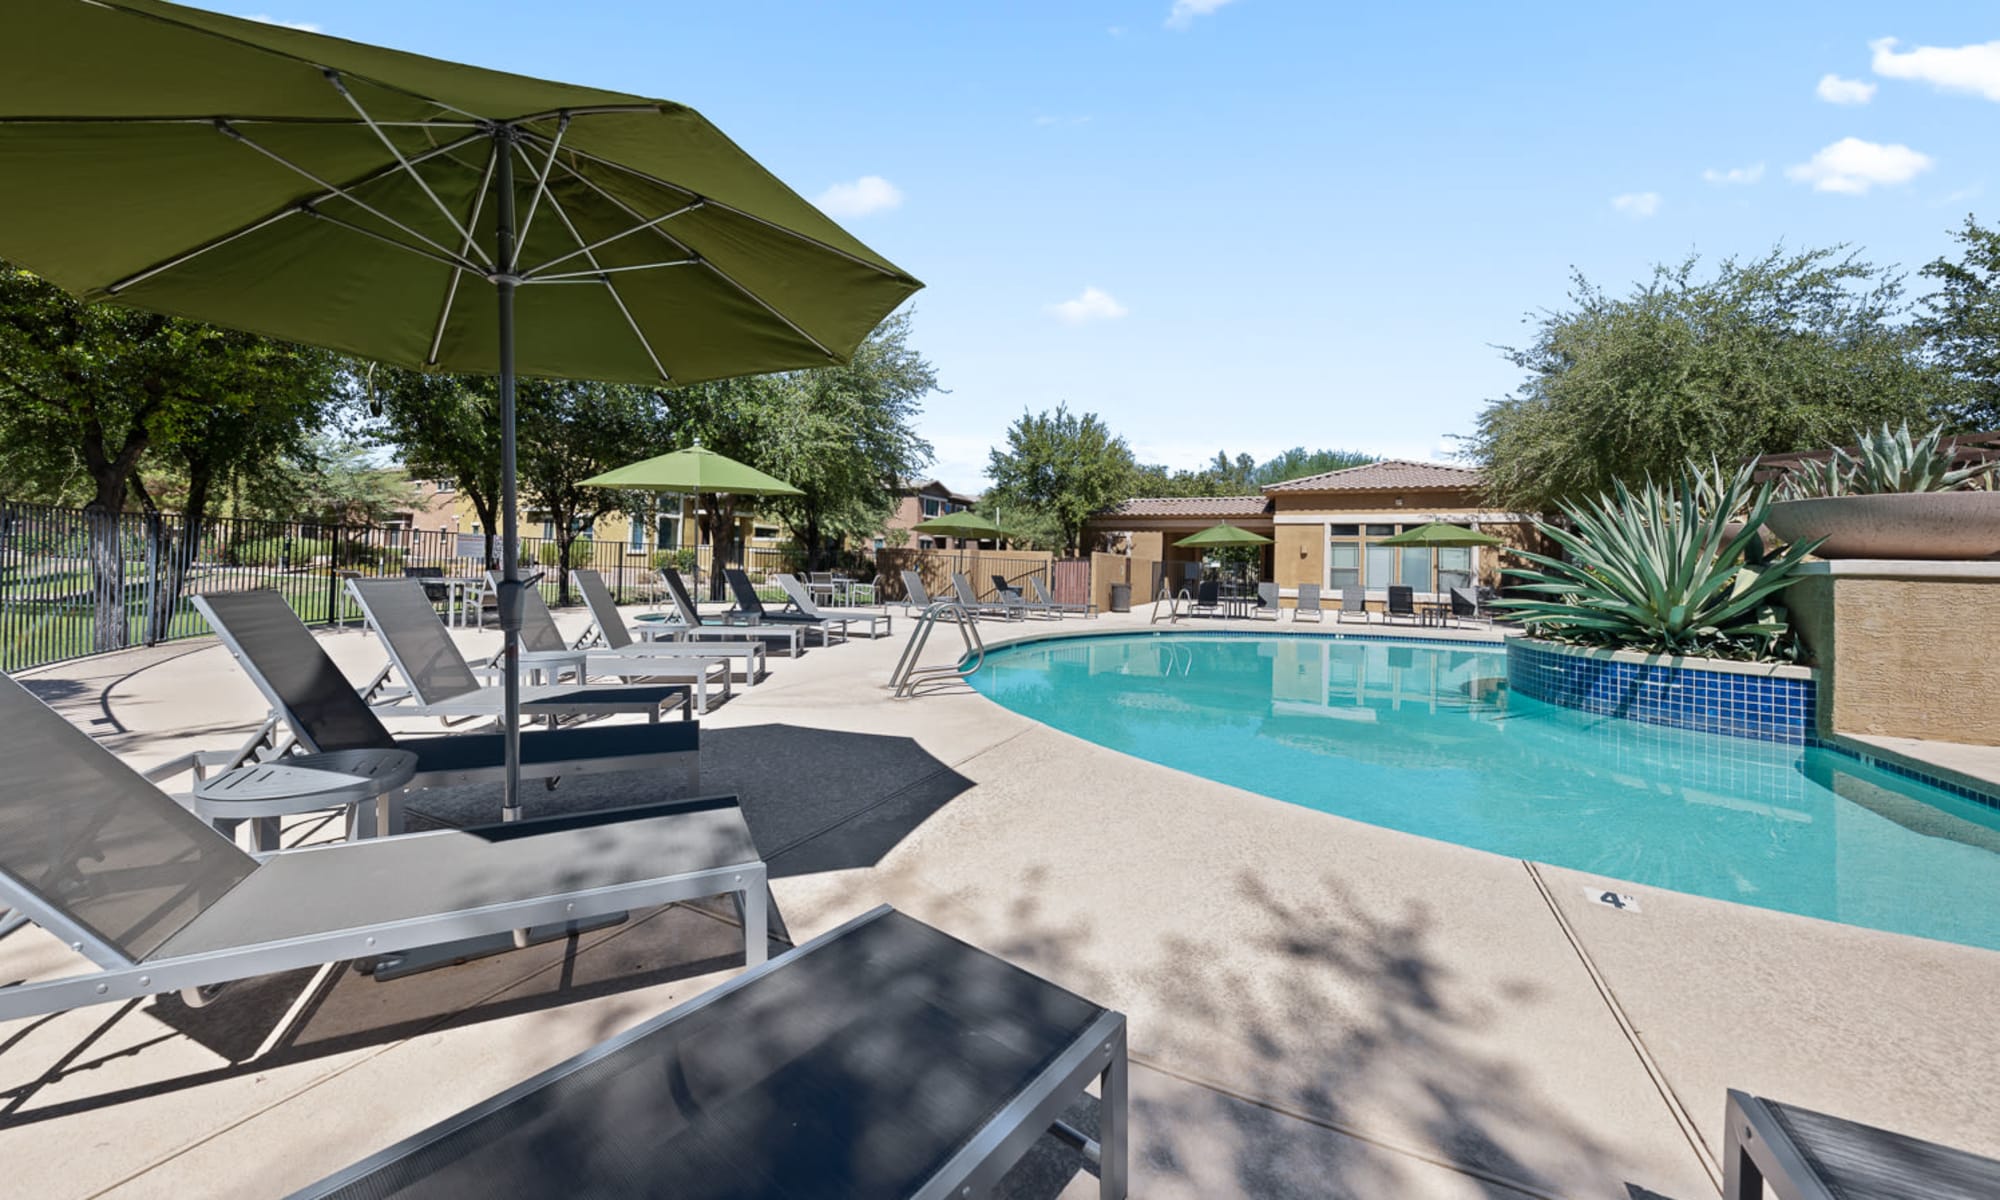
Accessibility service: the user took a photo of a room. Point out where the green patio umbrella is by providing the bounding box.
[581,445,802,599]
[912,510,1007,540]
[1,0,920,815]
[1374,522,1505,548]
[1173,522,1274,548]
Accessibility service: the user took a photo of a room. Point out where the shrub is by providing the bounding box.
[653,547,698,574]
[231,536,326,567]
[536,540,594,570]
[1495,463,1822,662]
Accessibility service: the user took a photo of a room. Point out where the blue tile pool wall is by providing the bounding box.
[1506,640,1816,745]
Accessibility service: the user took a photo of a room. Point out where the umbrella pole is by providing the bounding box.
[494,127,523,820]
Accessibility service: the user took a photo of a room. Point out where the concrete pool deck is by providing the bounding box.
[4,605,1997,1198]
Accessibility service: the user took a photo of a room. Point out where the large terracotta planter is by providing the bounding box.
[1764,492,2000,560]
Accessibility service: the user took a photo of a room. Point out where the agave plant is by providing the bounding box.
[1496,463,1822,662]
[1779,421,1998,499]
[1841,421,1996,494]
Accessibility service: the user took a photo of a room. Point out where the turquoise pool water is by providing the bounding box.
[970,633,2000,952]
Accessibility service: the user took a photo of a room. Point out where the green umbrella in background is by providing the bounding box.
[1173,522,1274,549]
[1,0,920,816]
[1374,522,1505,547]
[582,444,801,599]
[913,510,1008,540]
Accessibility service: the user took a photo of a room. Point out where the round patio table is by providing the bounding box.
[193,748,419,851]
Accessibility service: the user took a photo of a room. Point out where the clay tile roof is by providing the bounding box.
[1096,495,1272,519]
[1261,459,1484,493]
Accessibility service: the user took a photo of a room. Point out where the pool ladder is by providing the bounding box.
[888,600,988,698]
[1151,579,1191,624]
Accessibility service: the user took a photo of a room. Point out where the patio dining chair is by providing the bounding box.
[1189,579,1223,618]
[0,668,766,1023]
[1385,586,1417,625]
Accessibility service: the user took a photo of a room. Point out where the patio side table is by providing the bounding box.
[193,748,418,852]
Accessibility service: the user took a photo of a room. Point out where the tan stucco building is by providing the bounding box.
[1088,460,1541,608]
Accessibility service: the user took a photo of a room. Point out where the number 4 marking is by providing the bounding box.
[1585,887,1641,913]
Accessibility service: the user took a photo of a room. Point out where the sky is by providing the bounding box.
[231,1,1999,489]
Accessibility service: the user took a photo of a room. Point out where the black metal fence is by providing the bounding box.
[0,500,796,673]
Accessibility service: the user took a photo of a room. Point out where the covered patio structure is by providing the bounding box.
[1085,496,1275,596]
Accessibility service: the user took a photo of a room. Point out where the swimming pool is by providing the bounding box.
[970,633,2000,952]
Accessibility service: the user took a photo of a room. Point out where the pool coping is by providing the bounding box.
[969,621,2000,813]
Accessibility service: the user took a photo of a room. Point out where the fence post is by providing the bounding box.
[327,524,342,627]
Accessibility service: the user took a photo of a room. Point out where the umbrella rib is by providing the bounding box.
[518,201,704,279]
[533,170,671,381]
[324,70,492,268]
[105,127,491,294]
[514,114,571,256]
[516,127,909,280]
[299,206,486,274]
[215,120,483,271]
[428,136,500,366]
[0,116,482,128]
[525,261,700,282]
[532,149,838,362]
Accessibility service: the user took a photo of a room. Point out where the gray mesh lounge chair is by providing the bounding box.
[951,571,1018,619]
[291,905,1127,1200]
[1334,585,1368,623]
[899,568,940,613]
[1254,581,1281,620]
[1724,1089,2000,1200]
[485,572,734,713]
[1032,576,1097,618]
[774,573,891,638]
[346,579,689,724]
[571,568,769,683]
[0,669,766,1022]
[1385,585,1417,625]
[194,590,700,825]
[1449,586,1487,626]
[721,568,845,645]
[656,567,806,657]
[991,573,1023,599]
[1293,583,1324,622]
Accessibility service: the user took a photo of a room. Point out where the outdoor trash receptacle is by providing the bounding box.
[1110,583,1131,612]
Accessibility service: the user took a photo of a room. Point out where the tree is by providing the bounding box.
[1251,447,1376,485]
[0,263,338,649]
[1919,215,2000,429]
[516,380,657,605]
[985,404,1137,556]
[1469,247,1958,512]
[757,311,937,569]
[364,367,505,565]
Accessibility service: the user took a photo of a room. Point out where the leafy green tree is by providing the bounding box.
[1919,215,2000,429]
[237,433,412,525]
[0,263,337,649]
[1469,247,1957,512]
[363,367,505,565]
[1252,447,1376,485]
[516,380,659,605]
[986,404,1136,555]
[758,311,937,569]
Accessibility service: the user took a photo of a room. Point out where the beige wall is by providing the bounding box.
[1788,571,2000,745]
[1272,523,1322,604]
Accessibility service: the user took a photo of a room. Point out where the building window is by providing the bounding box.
[628,519,647,553]
[921,496,946,518]
[656,514,681,550]
[1365,542,1394,589]
[918,536,934,550]
[752,524,781,542]
[1438,546,1473,594]
[1328,523,1359,536]
[434,479,455,492]
[1399,546,1433,592]
[873,536,885,550]
[1328,542,1359,589]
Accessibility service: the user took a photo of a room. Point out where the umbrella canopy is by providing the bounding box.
[1374,522,1506,548]
[1174,522,1274,549]
[1,0,920,816]
[912,511,1006,539]
[581,445,802,496]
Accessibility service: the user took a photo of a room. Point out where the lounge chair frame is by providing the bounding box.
[720,568,845,645]
[0,674,763,1022]
[571,568,770,681]
[1334,585,1369,623]
[1293,582,1324,622]
[774,572,891,637]
[1031,576,1097,618]
[484,571,735,713]
[651,567,807,657]
[291,905,1126,1200]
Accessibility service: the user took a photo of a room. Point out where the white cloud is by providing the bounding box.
[239,13,321,31]
[1786,137,1934,193]
[812,175,904,218]
[1701,163,1765,186]
[1611,191,1662,218]
[1165,0,1238,31]
[1871,37,2000,102]
[1815,74,1877,105]
[1048,287,1129,325]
